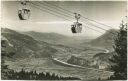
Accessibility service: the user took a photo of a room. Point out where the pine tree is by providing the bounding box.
[109,21,127,80]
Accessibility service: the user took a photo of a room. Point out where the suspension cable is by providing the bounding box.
[30,2,104,34]
[38,2,108,31]
[44,1,114,29]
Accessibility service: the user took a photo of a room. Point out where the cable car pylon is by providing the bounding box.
[71,13,82,33]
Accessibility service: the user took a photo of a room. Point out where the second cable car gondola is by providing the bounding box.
[71,13,82,33]
[18,1,30,20]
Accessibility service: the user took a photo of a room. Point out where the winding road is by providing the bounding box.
[51,48,113,73]
[52,57,113,73]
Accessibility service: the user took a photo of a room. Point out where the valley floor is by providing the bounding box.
[5,57,113,80]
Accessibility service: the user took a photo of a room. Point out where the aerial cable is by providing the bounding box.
[82,16,113,29]
[43,1,74,17]
[33,2,104,33]
[37,2,74,20]
[44,1,114,29]
[86,21,108,31]
[41,2,116,34]
[37,2,110,32]
[44,1,75,16]
[30,2,103,34]
[82,25,104,34]
[33,2,107,34]
[30,2,70,21]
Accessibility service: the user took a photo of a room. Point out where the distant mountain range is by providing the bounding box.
[1,28,118,71]
[1,28,84,60]
[89,29,118,49]
[1,28,118,62]
[23,31,91,48]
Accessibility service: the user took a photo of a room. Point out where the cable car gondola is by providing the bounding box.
[18,1,30,20]
[71,24,76,33]
[71,13,82,33]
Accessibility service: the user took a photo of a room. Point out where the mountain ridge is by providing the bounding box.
[23,31,91,48]
[1,28,57,59]
[89,29,118,50]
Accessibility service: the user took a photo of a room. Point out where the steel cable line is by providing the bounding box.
[38,2,75,21]
[37,2,108,31]
[40,1,116,34]
[43,1,74,18]
[31,2,103,34]
[31,2,73,21]
[87,22,108,31]
[44,1,114,29]
[30,2,70,21]
[30,2,103,34]
[82,16,113,29]
[31,2,107,34]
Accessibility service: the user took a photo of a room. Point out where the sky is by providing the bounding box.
[1,1,127,38]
